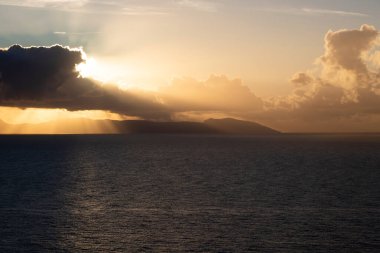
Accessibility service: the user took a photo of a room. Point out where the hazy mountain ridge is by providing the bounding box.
[204,118,280,135]
[0,118,281,135]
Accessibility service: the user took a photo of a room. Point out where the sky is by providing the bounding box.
[1,0,380,133]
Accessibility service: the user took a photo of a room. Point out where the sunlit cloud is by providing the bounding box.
[1,22,380,132]
[0,45,170,120]
[259,24,380,132]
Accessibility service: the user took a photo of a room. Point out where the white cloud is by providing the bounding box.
[253,7,369,18]
[176,0,219,12]
[301,8,368,17]
[0,0,88,9]
[0,0,219,14]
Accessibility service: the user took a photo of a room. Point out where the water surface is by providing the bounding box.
[0,134,379,252]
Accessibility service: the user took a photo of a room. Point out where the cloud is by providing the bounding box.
[53,31,101,35]
[254,7,369,18]
[264,24,380,125]
[159,75,263,113]
[154,25,380,131]
[0,0,165,16]
[321,24,378,74]
[290,72,313,87]
[0,45,170,120]
[176,0,219,12]
[1,24,380,132]
[301,8,368,17]
[151,25,380,132]
[0,0,217,15]
[0,45,263,122]
[158,24,380,132]
[0,0,88,9]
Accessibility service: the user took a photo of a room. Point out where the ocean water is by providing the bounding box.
[0,134,379,252]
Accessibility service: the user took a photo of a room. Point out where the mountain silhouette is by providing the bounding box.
[0,118,280,135]
[204,118,279,135]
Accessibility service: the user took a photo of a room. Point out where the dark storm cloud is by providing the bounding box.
[0,45,170,119]
[0,45,82,99]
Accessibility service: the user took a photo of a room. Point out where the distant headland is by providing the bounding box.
[0,118,281,135]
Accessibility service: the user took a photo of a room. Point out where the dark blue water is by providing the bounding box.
[0,134,379,252]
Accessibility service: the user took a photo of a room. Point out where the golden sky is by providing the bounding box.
[0,0,380,133]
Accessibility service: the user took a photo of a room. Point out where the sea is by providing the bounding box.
[0,134,379,252]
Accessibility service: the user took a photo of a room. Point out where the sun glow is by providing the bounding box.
[75,53,161,91]
[76,57,106,81]
[0,107,139,134]
[76,56,138,90]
